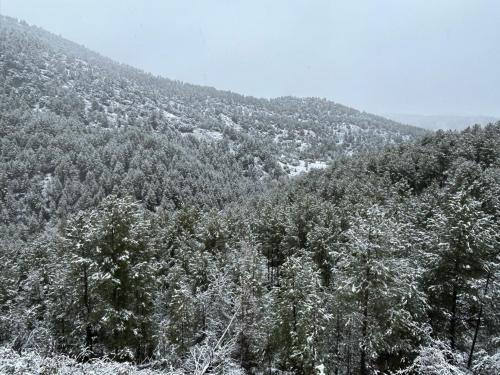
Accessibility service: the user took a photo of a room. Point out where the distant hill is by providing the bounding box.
[385,113,498,130]
[0,15,426,179]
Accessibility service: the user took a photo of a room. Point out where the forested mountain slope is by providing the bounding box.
[3,14,500,375]
[0,15,424,176]
[0,14,426,244]
[2,119,500,373]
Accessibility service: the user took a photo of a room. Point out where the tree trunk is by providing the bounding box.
[467,272,491,368]
[334,314,341,375]
[450,254,460,351]
[360,247,371,375]
[346,330,351,375]
[360,289,369,375]
[450,284,458,350]
[83,265,92,351]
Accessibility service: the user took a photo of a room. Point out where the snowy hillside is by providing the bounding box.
[2,13,500,375]
[0,15,425,177]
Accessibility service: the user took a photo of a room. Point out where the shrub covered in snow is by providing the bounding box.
[0,347,169,375]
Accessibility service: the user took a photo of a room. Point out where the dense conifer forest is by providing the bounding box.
[1,14,499,375]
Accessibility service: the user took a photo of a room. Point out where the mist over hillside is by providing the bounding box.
[385,113,499,131]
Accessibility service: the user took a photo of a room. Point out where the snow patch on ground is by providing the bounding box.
[191,128,223,142]
[279,160,329,176]
[41,173,53,199]
[220,113,242,131]
[296,141,310,152]
[163,110,178,119]
[0,347,163,375]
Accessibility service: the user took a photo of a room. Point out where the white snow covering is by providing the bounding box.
[220,113,242,131]
[279,160,329,176]
[41,173,53,199]
[191,128,223,142]
[0,347,163,375]
[162,110,178,119]
[315,364,326,375]
[296,141,310,151]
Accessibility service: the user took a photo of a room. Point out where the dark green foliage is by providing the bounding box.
[2,121,500,373]
[2,14,500,375]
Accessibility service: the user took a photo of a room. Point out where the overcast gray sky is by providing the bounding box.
[2,0,499,116]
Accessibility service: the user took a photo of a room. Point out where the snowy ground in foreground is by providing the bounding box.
[0,347,256,375]
[0,347,166,375]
